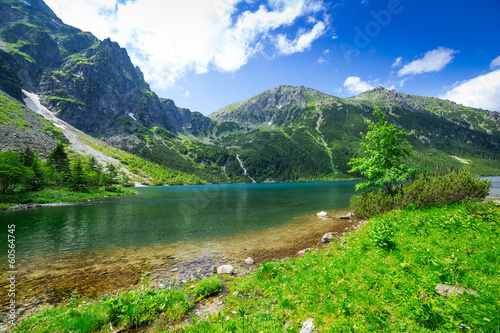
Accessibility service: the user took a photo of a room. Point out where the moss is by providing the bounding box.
[0,92,29,128]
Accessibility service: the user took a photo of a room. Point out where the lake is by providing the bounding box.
[1,181,360,258]
[0,181,363,315]
[1,178,499,319]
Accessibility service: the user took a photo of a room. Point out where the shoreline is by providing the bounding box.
[0,207,361,325]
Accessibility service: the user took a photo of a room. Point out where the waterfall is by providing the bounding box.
[316,109,335,172]
[236,154,256,183]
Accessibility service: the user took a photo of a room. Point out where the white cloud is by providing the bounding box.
[275,21,326,55]
[343,76,374,95]
[45,0,328,88]
[398,47,458,77]
[440,69,500,112]
[391,56,402,68]
[490,55,500,69]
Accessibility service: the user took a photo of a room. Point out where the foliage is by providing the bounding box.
[351,169,492,218]
[179,201,500,332]
[0,146,136,207]
[0,150,28,193]
[14,285,192,332]
[192,276,223,301]
[349,107,418,194]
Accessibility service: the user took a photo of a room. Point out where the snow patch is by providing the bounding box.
[129,112,137,121]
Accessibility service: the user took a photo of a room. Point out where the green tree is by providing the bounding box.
[47,143,70,185]
[348,108,418,194]
[48,142,70,174]
[0,151,28,194]
[20,146,35,167]
[26,155,46,191]
[101,162,119,190]
[69,156,88,192]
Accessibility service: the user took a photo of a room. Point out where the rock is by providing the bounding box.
[233,291,240,296]
[300,318,315,333]
[217,265,235,275]
[321,232,334,243]
[189,284,196,289]
[435,284,479,297]
[316,211,330,218]
[341,241,347,247]
[297,248,312,256]
[208,265,217,273]
[244,257,255,265]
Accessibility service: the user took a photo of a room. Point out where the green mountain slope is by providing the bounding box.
[210,86,500,179]
[1,1,499,183]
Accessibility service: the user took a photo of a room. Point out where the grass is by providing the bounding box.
[180,200,500,332]
[10,200,500,332]
[0,187,135,209]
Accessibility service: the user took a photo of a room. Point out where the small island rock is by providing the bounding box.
[316,211,330,218]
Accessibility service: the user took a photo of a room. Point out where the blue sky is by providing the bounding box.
[45,0,500,114]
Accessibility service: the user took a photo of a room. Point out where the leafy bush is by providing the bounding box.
[104,287,191,328]
[351,169,491,218]
[192,276,223,300]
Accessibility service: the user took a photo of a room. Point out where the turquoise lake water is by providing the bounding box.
[1,181,361,258]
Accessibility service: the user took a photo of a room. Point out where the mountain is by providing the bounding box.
[209,85,500,179]
[1,0,499,184]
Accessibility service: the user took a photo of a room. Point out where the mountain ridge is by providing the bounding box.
[1,0,499,183]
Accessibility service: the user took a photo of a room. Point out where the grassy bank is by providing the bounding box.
[11,200,499,332]
[0,187,135,210]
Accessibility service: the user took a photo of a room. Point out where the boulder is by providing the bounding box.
[217,265,235,275]
[435,284,479,297]
[297,248,313,256]
[300,318,315,333]
[316,211,330,218]
[339,212,356,219]
[244,257,255,265]
[321,232,334,243]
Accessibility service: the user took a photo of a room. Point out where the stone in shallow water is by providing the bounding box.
[244,257,255,265]
[321,232,334,243]
[316,211,330,218]
[217,265,234,275]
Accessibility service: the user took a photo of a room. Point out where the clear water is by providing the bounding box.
[0,181,360,258]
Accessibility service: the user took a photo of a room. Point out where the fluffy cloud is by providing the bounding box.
[343,76,374,95]
[391,56,402,68]
[440,69,500,112]
[275,21,325,55]
[398,47,458,77]
[45,0,328,88]
[490,55,500,70]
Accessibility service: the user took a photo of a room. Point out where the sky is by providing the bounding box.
[44,0,500,115]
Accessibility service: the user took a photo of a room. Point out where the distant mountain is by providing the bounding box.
[1,0,499,184]
[209,85,500,180]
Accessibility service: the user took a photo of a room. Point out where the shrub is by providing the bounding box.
[351,169,491,218]
[192,276,223,300]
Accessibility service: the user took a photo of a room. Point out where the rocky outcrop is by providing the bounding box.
[435,284,479,297]
[210,85,329,128]
[0,91,64,156]
[300,318,315,333]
